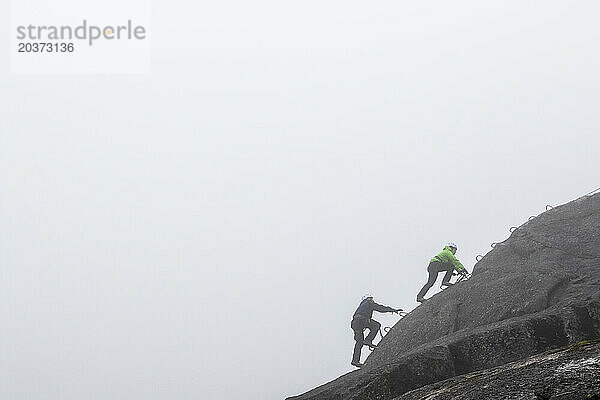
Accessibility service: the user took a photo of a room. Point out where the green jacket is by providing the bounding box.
[431,246,466,272]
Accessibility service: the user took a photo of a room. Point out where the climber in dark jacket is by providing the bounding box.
[351,295,400,368]
[416,242,469,303]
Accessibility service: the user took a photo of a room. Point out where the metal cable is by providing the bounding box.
[476,192,596,268]
[585,187,600,196]
[375,313,407,342]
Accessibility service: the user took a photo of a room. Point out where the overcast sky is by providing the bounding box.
[1,1,599,400]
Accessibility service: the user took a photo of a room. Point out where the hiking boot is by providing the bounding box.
[416,297,426,303]
[363,342,377,348]
[351,361,364,368]
[441,282,454,287]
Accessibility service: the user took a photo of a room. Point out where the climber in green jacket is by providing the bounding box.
[416,243,468,303]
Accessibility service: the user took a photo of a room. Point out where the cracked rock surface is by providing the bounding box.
[395,340,600,400]
[287,194,600,400]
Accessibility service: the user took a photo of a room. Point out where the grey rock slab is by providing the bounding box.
[286,193,600,400]
[394,340,600,400]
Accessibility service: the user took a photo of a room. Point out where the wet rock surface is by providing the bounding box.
[395,340,600,400]
[287,194,600,400]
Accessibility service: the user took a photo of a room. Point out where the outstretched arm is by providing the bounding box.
[372,301,397,313]
[448,251,467,273]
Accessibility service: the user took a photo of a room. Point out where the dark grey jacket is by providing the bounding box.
[353,298,395,319]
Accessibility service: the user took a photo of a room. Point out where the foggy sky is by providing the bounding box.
[1,2,599,400]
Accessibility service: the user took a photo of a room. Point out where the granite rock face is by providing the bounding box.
[395,340,600,400]
[287,193,600,400]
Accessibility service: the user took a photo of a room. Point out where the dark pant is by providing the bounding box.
[351,316,381,363]
[416,261,454,299]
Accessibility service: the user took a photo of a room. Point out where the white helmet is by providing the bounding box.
[447,242,457,250]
